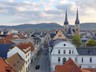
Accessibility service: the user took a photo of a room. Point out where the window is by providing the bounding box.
[75,57,77,62]
[63,50,66,54]
[72,50,74,54]
[58,50,60,54]
[69,50,71,54]
[90,57,92,63]
[63,58,66,64]
[63,44,66,46]
[58,35,61,37]
[58,57,60,62]
[82,57,83,63]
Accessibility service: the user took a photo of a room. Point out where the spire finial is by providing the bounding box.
[75,7,80,24]
[64,8,69,25]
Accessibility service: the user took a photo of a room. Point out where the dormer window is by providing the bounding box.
[64,44,66,46]
[58,35,61,37]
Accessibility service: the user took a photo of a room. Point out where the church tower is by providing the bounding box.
[75,9,80,35]
[64,9,69,34]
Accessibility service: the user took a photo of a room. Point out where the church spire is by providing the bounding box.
[75,8,80,24]
[64,9,69,25]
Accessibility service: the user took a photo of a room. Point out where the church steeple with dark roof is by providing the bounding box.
[75,9,80,24]
[64,9,69,25]
[75,8,80,35]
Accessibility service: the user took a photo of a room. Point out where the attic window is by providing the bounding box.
[58,35,61,37]
[64,44,66,46]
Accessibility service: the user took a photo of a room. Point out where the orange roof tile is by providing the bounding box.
[0,57,15,72]
[6,34,19,39]
[0,38,15,44]
[83,68,96,72]
[55,58,82,72]
[17,42,34,53]
[81,69,91,72]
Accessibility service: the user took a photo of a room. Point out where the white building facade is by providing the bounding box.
[7,46,32,72]
[50,40,96,72]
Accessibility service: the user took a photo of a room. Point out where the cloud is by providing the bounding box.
[0,0,96,25]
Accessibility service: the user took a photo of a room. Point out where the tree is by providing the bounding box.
[72,35,81,47]
[86,39,96,47]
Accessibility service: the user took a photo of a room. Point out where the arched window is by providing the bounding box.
[69,50,71,54]
[58,50,60,54]
[82,57,83,63]
[90,57,92,63]
[58,57,60,62]
[63,58,66,64]
[63,50,66,54]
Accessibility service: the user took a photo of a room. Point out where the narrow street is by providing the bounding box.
[28,48,50,72]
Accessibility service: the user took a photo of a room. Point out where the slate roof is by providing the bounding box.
[0,44,14,59]
[67,27,72,35]
[50,33,56,38]
[77,47,96,55]
[49,40,54,47]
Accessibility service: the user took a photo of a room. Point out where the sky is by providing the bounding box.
[0,0,96,26]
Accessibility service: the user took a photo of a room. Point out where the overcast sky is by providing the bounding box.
[0,0,96,26]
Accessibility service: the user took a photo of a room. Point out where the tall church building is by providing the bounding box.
[75,9,80,35]
[64,8,80,37]
[64,10,69,34]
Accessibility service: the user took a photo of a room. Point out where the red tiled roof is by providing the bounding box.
[0,38,14,44]
[17,42,34,53]
[55,58,82,72]
[55,58,93,72]
[6,34,27,39]
[6,53,25,72]
[83,68,96,72]
[0,57,15,72]
[6,34,19,39]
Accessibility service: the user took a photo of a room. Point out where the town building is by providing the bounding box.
[0,38,15,59]
[55,58,91,72]
[6,53,25,72]
[50,30,96,72]
[64,8,80,37]
[7,42,34,72]
[0,57,15,72]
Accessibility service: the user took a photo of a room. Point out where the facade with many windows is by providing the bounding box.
[50,40,96,72]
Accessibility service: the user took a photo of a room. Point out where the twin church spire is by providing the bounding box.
[64,9,69,25]
[64,8,80,35]
[75,9,80,24]
[64,8,80,25]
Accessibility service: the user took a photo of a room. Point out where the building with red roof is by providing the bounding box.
[0,57,15,72]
